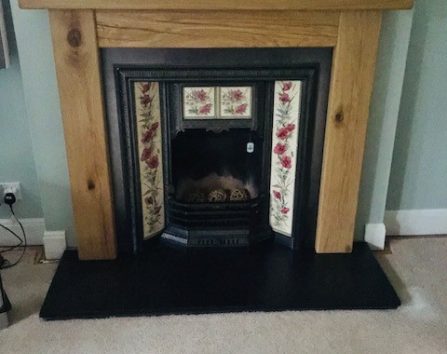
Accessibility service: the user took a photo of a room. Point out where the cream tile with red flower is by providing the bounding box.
[220,86,252,118]
[183,87,216,119]
[135,82,165,239]
[269,81,302,237]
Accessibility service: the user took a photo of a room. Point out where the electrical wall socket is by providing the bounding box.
[0,182,22,201]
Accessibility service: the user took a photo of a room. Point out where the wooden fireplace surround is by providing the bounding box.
[20,0,413,260]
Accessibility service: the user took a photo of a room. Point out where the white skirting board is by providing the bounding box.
[0,218,45,246]
[43,231,66,260]
[0,218,66,259]
[365,223,386,250]
[384,209,447,236]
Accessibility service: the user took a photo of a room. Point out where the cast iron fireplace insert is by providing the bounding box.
[103,48,331,255]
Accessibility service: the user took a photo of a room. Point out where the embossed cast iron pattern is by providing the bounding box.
[102,48,332,255]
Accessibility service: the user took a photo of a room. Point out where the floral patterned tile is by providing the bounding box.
[183,87,216,119]
[135,82,165,239]
[269,80,302,237]
[220,87,252,118]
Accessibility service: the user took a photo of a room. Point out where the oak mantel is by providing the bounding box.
[19,0,413,259]
[19,0,413,11]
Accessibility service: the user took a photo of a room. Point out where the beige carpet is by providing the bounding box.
[0,237,446,354]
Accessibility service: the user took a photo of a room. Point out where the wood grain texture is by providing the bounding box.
[96,11,339,48]
[49,10,117,260]
[315,11,382,253]
[19,0,414,10]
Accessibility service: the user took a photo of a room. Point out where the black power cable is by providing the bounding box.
[0,222,24,253]
[0,195,27,269]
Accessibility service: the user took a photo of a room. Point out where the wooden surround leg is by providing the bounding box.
[49,10,117,260]
[315,11,382,253]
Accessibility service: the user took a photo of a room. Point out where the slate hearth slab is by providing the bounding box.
[40,242,400,320]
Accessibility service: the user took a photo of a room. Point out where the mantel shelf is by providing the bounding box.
[19,0,413,11]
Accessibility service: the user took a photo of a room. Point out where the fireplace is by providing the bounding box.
[19,1,411,318]
[168,128,265,247]
[103,48,331,254]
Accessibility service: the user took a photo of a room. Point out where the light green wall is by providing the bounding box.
[355,10,414,239]
[9,0,75,245]
[387,0,447,210]
[0,0,42,219]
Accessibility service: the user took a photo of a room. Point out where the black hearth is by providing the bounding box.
[40,243,400,320]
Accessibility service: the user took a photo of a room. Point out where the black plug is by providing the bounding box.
[4,193,16,207]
